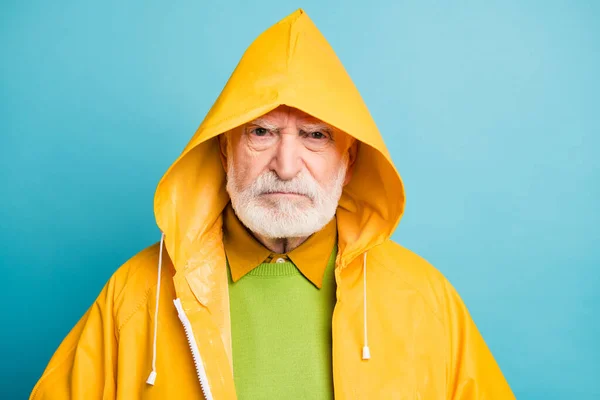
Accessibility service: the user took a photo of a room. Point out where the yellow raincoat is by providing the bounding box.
[31,9,515,399]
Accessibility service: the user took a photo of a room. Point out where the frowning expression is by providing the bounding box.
[220,105,357,238]
[223,105,356,198]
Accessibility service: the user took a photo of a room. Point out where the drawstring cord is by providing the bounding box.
[362,251,371,360]
[146,232,165,385]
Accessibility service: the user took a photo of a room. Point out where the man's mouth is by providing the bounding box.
[263,191,304,196]
[261,191,311,199]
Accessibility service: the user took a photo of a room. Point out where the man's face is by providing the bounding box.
[222,106,356,238]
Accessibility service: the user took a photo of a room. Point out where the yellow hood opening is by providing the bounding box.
[154,8,405,270]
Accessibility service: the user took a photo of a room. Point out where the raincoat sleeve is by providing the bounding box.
[30,277,118,399]
[443,280,515,399]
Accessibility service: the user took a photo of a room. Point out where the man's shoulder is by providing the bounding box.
[108,241,173,330]
[370,239,446,281]
[112,241,166,290]
[368,239,450,315]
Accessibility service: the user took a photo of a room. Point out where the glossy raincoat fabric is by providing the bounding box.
[31,9,514,399]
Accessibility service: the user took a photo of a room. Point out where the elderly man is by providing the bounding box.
[31,8,514,400]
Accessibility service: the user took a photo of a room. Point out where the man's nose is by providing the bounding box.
[270,134,303,181]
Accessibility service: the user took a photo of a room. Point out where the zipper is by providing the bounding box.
[173,298,214,400]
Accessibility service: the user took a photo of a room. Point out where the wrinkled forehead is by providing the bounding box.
[249,105,329,128]
[224,105,357,151]
[247,106,356,146]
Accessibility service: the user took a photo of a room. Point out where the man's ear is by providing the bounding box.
[343,139,359,186]
[218,132,228,171]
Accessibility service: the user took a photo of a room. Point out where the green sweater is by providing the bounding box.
[227,246,337,399]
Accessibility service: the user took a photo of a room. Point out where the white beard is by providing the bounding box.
[226,154,348,239]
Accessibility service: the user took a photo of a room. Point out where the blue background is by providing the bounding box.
[1,0,598,398]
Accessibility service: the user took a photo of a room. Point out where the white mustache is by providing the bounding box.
[250,171,320,200]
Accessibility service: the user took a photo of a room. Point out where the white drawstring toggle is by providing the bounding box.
[146,232,165,386]
[362,251,371,360]
[362,346,371,360]
[146,371,157,385]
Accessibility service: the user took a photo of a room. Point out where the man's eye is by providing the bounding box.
[310,131,327,139]
[253,127,268,136]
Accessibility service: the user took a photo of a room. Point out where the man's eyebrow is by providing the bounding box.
[247,117,334,134]
[298,121,334,133]
[247,117,279,131]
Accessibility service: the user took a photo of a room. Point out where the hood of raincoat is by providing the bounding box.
[154,8,404,273]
